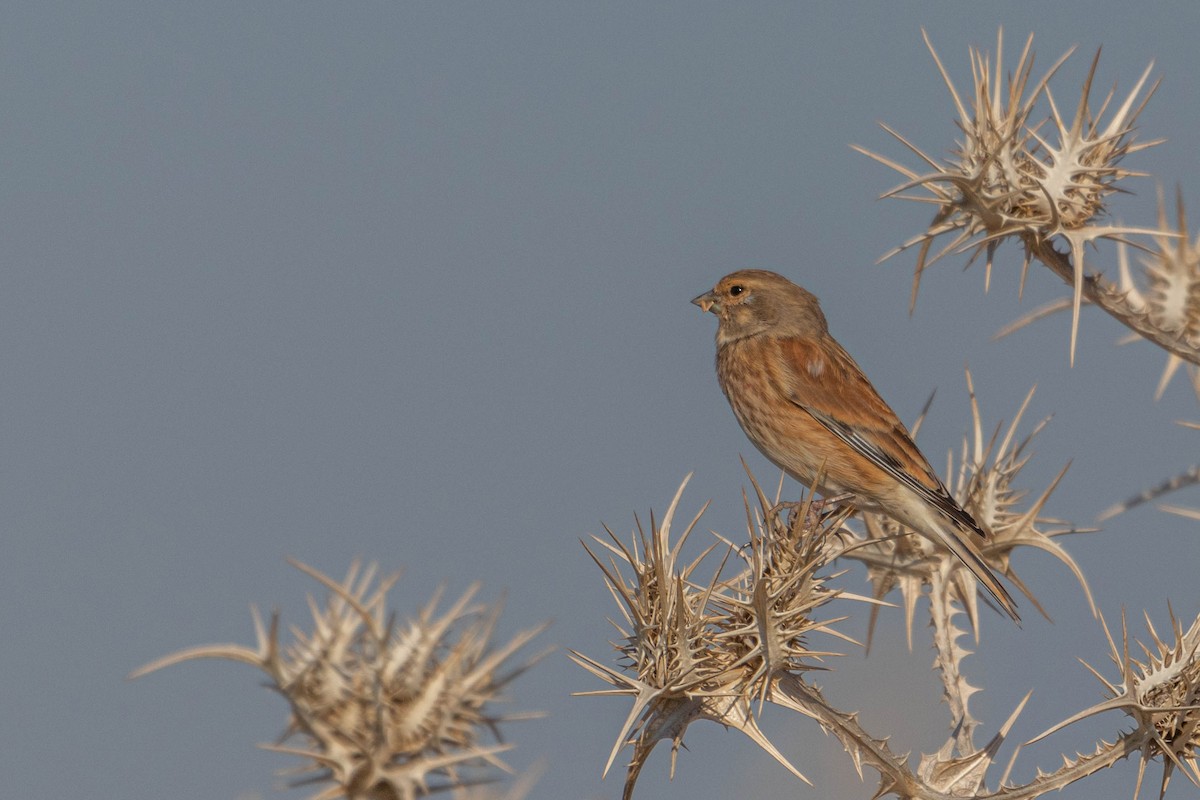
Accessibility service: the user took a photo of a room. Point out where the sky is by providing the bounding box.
[3,3,1200,799]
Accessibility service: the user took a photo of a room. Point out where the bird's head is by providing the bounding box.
[692,269,828,344]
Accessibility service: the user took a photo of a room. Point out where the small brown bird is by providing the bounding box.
[693,269,1018,620]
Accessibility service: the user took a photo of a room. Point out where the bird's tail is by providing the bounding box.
[928,518,1020,622]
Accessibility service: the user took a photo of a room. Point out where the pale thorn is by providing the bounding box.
[993,297,1076,341]
[1155,355,1184,400]
[997,697,1034,787]
[965,368,983,461]
[996,384,1038,461]
[1064,232,1088,366]
[920,27,971,127]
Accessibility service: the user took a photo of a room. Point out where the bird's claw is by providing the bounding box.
[768,493,855,533]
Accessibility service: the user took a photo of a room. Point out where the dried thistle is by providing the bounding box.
[855,29,1200,366]
[1029,609,1200,799]
[575,470,1063,799]
[581,472,1186,798]
[1118,189,1200,398]
[571,474,869,799]
[132,560,550,800]
[1001,189,1200,399]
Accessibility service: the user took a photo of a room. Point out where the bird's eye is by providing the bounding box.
[729,285,745,296]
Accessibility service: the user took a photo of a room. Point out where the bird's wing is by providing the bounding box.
[772,336,984,538]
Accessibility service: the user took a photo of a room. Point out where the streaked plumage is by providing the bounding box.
[693,269,1019,620]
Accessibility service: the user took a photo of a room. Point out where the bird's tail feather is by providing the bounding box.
[929,521,1020,622]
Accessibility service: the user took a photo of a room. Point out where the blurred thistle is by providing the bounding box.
[1117,189,1200,398]
[132,560,550,800]
[855,29,1200,368]
[1098,420,1200,523]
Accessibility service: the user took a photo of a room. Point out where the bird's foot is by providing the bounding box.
[766,500,806,532]
[768,492,855,532]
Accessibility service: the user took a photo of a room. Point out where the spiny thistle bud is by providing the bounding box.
[856,29,1168,364]
[572,475,867,799]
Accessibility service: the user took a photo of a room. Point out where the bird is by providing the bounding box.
[692,269,1019,621]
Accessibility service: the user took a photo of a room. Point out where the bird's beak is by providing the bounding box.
[692,291,717,313]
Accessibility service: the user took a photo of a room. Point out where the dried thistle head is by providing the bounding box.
[856,29,1162,363]
[132,560,549,800]
[1031,609,1200,799]
[713,472,862,699]
[1003,189,1200,399]
[1117,189,1200,399]
[572,475,865,799]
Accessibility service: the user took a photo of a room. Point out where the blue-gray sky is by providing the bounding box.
[3,3,1199,799]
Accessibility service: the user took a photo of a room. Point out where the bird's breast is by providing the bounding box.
[716,338,824,483]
